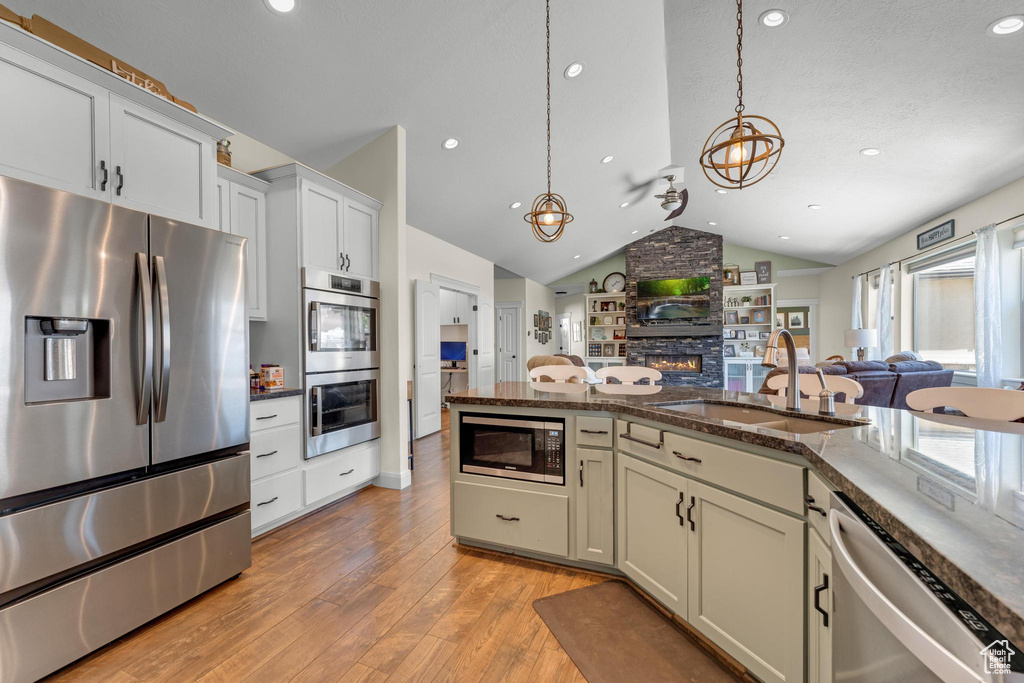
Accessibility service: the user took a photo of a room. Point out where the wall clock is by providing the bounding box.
[603,272,626,293]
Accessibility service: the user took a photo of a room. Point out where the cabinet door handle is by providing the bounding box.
[580,429,608,435]
[255,450,278,458]
[256,496,278,507]
[619,432,662,450]
[495,514,520,522]
[115,165,124,196]
[806,495,827,517]
[339,469,355,476]
[345,254,351,271]
[579,460,584,487]
[687,495,696,532]
[675,494,686,527]
[256,414,278,421]
[814,573,829,627]
[100,160,108,190]
[673,450,702,464]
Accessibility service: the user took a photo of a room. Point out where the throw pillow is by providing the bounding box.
[885,351,922,363]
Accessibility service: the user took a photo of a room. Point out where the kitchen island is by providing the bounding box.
[446,381,1024,682]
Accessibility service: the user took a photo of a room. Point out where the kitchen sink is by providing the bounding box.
[661,402,860,434]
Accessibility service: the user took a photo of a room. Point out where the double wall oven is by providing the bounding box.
[303,268,381,459]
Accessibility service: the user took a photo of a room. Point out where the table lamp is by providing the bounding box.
[845,328,878,362]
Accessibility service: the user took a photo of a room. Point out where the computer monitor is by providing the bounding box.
[440,341,467,362]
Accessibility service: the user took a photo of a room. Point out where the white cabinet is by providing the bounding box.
[439,288,457,325]
[575,448,614,566]
[217,166,269,321]
[724,359,772,393]
[456,291,471,324]
[807,527,832,683]
[0,36,228,227]
[298,177,380,279]
[617,453,689,615]
[687,481,805,683]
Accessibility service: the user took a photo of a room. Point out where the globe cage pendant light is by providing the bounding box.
[699,0,784,189]
[524,0,573,242]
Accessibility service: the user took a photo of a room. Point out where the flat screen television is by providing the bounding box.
[440,341,467,361]
[637,277,711,320]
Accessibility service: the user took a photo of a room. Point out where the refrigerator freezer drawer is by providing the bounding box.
[0,511,251,683]
[0,454,250,598]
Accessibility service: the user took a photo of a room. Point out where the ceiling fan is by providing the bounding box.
[654,175,689,221]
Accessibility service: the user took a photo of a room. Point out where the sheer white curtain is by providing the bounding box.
[851,275,863,329]
[974,224,1002,387]
[875,264,893,360]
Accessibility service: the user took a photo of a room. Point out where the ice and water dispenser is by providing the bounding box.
[25,317,110,403]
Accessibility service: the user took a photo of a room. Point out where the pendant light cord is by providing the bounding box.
[546,0,552,195]
[735,0,744,115]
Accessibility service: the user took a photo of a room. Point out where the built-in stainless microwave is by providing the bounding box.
[459,414,564,485]
[303,268,379,374]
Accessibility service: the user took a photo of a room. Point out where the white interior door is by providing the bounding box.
[414,280,442,437]
[496,304,521,383]
[557,313,571,355]
[474,296,495,388]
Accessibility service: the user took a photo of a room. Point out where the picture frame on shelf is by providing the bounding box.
[752,309,768,324]
[723,265,741,286]
[787,311,805,329]
[534,314,539,327]
[724,345,736,357]
[613,329,625,340]
[739,271,758,286]
[616,315,625,325]
[775,312,785,328]
[603,343,615,357]
[724,328,736,339]
[725,310,739,325]
[755,345,767,358]
[618,345,627,357]
[759,331,771,340]
[588,343,602,357]
[736,330,747,340]
[754,260,772,284]
[740,316,750,325]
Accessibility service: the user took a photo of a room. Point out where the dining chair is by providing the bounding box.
[528,365,588,383]
[766,373,864,404]
[595,366,662,385]
[906,387,1024,420]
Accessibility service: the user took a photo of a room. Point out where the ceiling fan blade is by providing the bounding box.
[627,177,657,194]
[663,188,689,221]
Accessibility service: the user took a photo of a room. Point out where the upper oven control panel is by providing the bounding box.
[302,267,380,300]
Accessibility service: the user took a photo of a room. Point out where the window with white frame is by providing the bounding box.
[911,251,976,372]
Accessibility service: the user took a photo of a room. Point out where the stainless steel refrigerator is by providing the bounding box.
[0,176,252,683]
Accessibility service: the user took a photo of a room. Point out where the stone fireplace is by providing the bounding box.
[646,354,702,375]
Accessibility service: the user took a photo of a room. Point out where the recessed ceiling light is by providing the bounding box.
[619,201,630,208]
[989,15,1024,35]
[707,221,718,226]
[716,189,728,194]
[600,155,615,164]
[808,204,823,210]
[631,230,639,235]
[441,137,460,150]
[759,9,789,27]
[264,0,296,14]
[860,148,882,156]
[564,62,585,79]
[573,254,581,259]
[779,235,791,240]
[509,201,522,209]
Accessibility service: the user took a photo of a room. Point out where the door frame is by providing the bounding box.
[556,312,571,357]
[496,301,522,383]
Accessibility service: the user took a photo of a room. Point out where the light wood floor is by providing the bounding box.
[50,410,602,682]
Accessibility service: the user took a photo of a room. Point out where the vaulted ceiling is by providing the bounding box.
[11,0,1023,283]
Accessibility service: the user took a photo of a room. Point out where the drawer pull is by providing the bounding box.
[619,432,663,450]
[256,414,278,421]
[673,451,702,463]
[495,514,520,522]
[255,450,278,459]
[339,469,355,476]
[806,495,827,517]
[256,496,278,507]
[580,429,609,435]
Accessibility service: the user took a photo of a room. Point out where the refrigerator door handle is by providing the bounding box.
[152,255,171,422]
[828,509,981,682]
[135,253,153,425]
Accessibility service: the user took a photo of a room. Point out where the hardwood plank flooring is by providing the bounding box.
[49,410,599,682]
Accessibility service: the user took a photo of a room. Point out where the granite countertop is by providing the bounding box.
[446,381,1024,644]
[250,387,303,401]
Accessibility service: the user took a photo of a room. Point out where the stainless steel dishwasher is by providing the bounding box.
[830,493,1024,682]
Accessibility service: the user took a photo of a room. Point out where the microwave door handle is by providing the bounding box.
[309,301,321,352]
[828,510,981,682]
[134,253,153,425]
[152,255,171,422]
[311,386,323,436]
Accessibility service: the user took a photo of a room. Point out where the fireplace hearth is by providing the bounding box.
[646,354,702,375]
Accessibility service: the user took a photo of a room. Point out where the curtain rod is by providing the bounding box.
[850,210,1024,280]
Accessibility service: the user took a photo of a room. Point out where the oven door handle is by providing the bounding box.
[311,386,323,436]
[309,301,321,352]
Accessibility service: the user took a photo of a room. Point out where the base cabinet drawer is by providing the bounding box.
[453,480,568,558]
[304,442,379,506]
[616,420,667,463]
[250,397,301,432]
[806,471,833,544]
[251,469,302,530]
[577,416,613,448]
[250,424,301,480]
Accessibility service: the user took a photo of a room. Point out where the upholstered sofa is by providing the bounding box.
[758,360,954,409]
